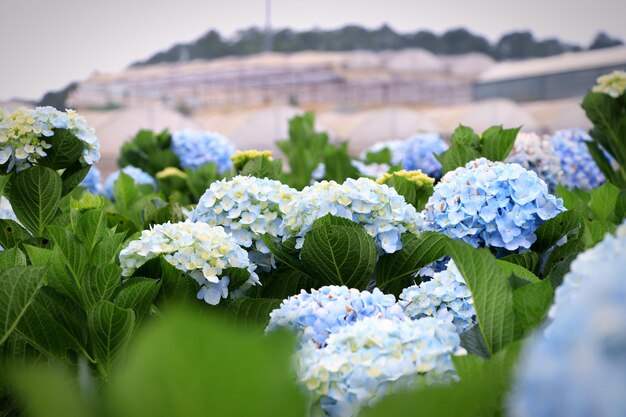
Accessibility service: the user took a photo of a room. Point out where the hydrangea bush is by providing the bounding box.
[282,177,423,253]
[422,158,565,252]
[103,165,157,200]
[401,132,449,178]
[171,129,235,172]
[266,285,406,347]
[506,132,562,192]
[119,221,258,305]
[550,128,607,190]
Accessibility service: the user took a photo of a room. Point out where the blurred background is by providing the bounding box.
[1,0,626,173]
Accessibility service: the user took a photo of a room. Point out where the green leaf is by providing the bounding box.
[311,213,361,229]
[60,163,90,197]
[589,181,620,221]
[0,247,27,269]
[376,232,448,289]
[88,301,136,370]
[82,264,122,308]
[532,211,584,253]
[258,267,315,299]
[7,166,62,236]
[480,126,519,161]
[556,185,592,216]
[0,266,46,346]
[451,125,481,147]
[38,129,84,170]
[260,234,312,277]
[500,252,540,276]
[300,223,377,289]
[91,232,126,266]
[365,148,392,165]
[498,260,540,284]
[46,225,88,283]
[114,278,160,319]
[0,219,31,249]
[108,307,306,417]
[70,191,106,212]
[436,144,481,175]
[239,156,283,180]
[383,174,433,211]
[76,209,108,253]
[585,141,623,187]
[544,236,587,277]
[512,279,553,334]
[460,326,491,359]
[323,142,359,182]
[218,297,282,331]
[156,259,200,308]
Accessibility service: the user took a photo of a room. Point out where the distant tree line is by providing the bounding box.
[131,25,623,67]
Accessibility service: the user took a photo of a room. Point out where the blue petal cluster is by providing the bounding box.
[550,128,607,190]
[266,285,406,347]
[401,132,449,178]
[282,178,423,254]
[506,132,562,193]
[297,316,463,417]
[79,166,102,194]
[422,158,565,252]
[0,196,17,222]
[171,129,235,172]
[399,260,476,333]
[509,222,626,417]
[103,166,157,200]
[188,176,298,269]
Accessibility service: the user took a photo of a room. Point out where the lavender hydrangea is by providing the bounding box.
[509,222,626,417]
[0,106,100,172]
[79,166,102,194]
[422,158,565,252]
[266,285,406,347]
[103,166,157,200]
[550,128,607,190]
[188,176,298,269]
[282,177,423,254]
[506,132,562,192]
[171,129,235,172]
[119,221,258,305]
[399,260,475,333]
[297,316,463,417]
[401,132,449,178]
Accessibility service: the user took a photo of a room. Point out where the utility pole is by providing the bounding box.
[264,0,273,52]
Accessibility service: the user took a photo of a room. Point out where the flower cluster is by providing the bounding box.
[266,285,406,347]
[399,260,475,333]
[230,149,273,171]
[401,133,449,178]
[509,222,626,417]
[506,132,562,192]
[423,158,565,252]
[0,106,100,172]
[103,166,157,200]
[592,70,626,98]
[376,169,434,188]
[119,221,258,305]
[188,176,298,268]
[282,177,423,253]
[171,129,235,172]
[0,196,17,222]
[79,166,102,194]
[297,316,462,417]
[550,128,607,190]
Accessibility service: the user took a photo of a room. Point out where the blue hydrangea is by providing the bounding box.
[171,129,235,172]
[266,285,407,347]
[119,221,258,305]
[0,196,17,222]
[550,128,608,190]
[282,178,424,254]
[79,166,102,194]
[0,106,100,172]
[297,316,463,417]
[422,158,565,252]
[401,132,448,178]
[103,166,157,200]
[399,260,476,333]
[188,176,298,270]
[506,132,562,193]
[509,222,626,417]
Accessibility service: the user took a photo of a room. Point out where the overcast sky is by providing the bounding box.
[1,0,625,101]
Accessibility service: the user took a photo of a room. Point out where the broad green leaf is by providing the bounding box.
[512,279,553,334]
[532,211,584,252]
[239,156,283,180]
[88,301,136,371]
[7,166,62,236]
[70,191,106,212]
[60,163,90,197]
[500,252,540,276]
[82,264,122,308]
[156,258,200,308]
[497,260,540,283]
[46,225,88,283]
[589,181,620,221]
[114,278,160,319]
[0,219,31,249]
[436,144,481,175]
[0,266,46,346]
[365,148,392,165]
[323,142,359,183]
[108,307,306,417]
[460,326,491,359]
[585,218,616,245]
[38,129,84,170]
[451,125,481,147]
[91,232,126,265]
[543,237,587,277]
[113,172,143,215]
[452,354,486,381]
[258,267,315,300]
[260,234,312,277]
[585,141,623,187]
[301,223,377,289]
[0,247,26,269]
[376,232,448,289]
[311,213,361,229]
[556,185,591,216]
[76,209,108,253]
[383,174,433,211]
[480,126,519,162]
[218,297,282,331]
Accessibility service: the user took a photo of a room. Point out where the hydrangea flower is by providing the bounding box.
[103,166,157,200]
[119,221,258,305]
[422,158,565,252]
[592,70,626,98]
[171,129,235,172]
[0,106,100,172]
[375,169,434,188]
[506,132,562,192]
[188,176,298,269]
[282,178,423,254]
[0,196,17,222]
[401,133,449,178]
[267,285,406,347]
[550,128,607,190]
[509,222,626,417]
[399,260,475,333]
[79,166,102,194]
[297,316,463,417]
